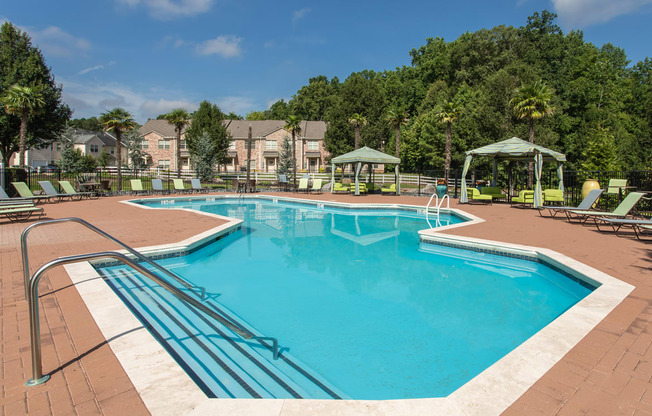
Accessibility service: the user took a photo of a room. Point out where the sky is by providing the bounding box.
[2,0,651,124]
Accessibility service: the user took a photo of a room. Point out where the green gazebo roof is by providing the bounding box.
[466,137,566,162]
[331,146,401,164]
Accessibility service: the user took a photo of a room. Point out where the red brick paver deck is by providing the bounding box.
[1,192,650,415]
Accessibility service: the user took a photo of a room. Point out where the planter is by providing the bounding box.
[581,179,601,201]
[436,184,448,198]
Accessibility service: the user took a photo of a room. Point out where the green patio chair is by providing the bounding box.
[333,182,349,193]
[481,186,507,200]
[11,182,54,204]
[130,179,148,195]
[381,183,396,195]
[0,201,44,222]
[39,180,79,202]
[310,179,323,193]
[542,189,564,205]
[297,178,309,193]
[567,192,646,224]
[59,180,98,199]
[173,179,189,193]
[606,179,628,196]
[468,187,492,204]
[510,190,534,207]
[539,189,603,218]
[1,186,34,203]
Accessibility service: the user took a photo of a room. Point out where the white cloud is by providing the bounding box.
[292,8,311,23]
[551,0,652,28]
[140,99,198,117]
[116,0,214,20]
[216,96,257,115]
[196,35,242,58]
[28,26,91,58]
[78,65,104,76]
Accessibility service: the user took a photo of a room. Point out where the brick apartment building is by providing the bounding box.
[138,119,329,173]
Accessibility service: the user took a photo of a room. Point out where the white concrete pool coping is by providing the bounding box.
[62,195,634,416]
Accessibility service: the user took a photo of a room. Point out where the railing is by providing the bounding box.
[425,193,450,229]
[22,218,280,386]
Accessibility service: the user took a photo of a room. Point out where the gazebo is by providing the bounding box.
[459,137,566,208]
[330,147,401,196]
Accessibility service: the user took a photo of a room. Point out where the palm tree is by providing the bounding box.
[100,108,136,191]
[435,102,461,178]
[510,80,556,186]
[386,107,409,159]
[2,84,45,168]
[348,113,367,150]
[284,115,302,188]
[164,108,191,178]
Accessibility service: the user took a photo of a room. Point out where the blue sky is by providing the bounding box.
[3,0,651,123]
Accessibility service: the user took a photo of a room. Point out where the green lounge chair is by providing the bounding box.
[191,178,208,193]
[11,182,54,204]
[0,201,44,222]
[39,180,79,201]
[310,179,323,193]
[542,189,564,205]
[606,179,628,197]
[481,186,507,200]
[59,180,98,199]
[173,179,189,193]
[297,178,309,193]
[567,192,646,224]
[130,179,148,195]
[539,189,603,218]
[333,182,349,193]
[0,187,34,203]
[511,190,534,207]
[381,183,397,195]
[351,182,367,195]
[596,217,652,240]
[468,187,492,204]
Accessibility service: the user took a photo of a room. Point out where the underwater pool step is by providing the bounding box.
[102,268,343,399]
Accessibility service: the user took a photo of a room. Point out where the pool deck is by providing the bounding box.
[1,191,651,415]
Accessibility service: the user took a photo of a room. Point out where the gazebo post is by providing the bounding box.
[395,164,400,195]
[492,159,498,187]
[330,162,335,193]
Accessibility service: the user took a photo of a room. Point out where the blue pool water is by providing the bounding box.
[99,198,593,400]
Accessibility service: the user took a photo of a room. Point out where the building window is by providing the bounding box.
[180,140,187,150]
[56,143,62,151]
[110,148,114,155]
[158,159,170,169]
[244,140,255,150]
[265,140,277,150]
[228,141,236,150]
[90,144,99,153]
[141,140,149,149]
[307,141,319,151]
[159,139,171,149]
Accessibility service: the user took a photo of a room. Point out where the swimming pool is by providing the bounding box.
[97,197,593,401]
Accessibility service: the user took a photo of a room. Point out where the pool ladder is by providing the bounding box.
[21,217,281,388]
[425,193,450,229]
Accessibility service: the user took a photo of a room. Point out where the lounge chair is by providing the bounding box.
[351,183,367,195]
[567,192,646,224]
[130,179,148,195]
[0,201,45,222]
[151,179,166,194]
[278,174,289,191]
[539,189,603,218]
[481,186,507,201]
[310,179,323,193]
[0,187,34,203]
[542,189,564,205]
[11,182,54,204]
[59,180,98,199]
[381,183,396,195]
[468,187,492,204]
[38,181,79,202]
[596,217,652,240]
[191,178,208,193]
[173,179,189,193]
[297,178,309,193]
[333,182,349,193]
[511,190,534,207]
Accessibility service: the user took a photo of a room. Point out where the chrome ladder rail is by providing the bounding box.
[22,219,281,387]
[425,193,450,229]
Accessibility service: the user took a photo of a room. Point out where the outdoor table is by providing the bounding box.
[80,181,100,192]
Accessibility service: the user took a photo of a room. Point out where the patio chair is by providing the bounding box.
[468,187,492,204]
[191,178,208,193]
[173,179,189,193]
[11,182,54,204]
[0,201,45,222]
[310,179,323,193]
[351,183,368,195]
[278,174,289,191]
[38,180,79,202]
[59,180,98,199]
[130,179,148,196]
[381,183,397,195]
[511,190,534,207]
[151,179,166,194]
[333,182,349,193]
[567,192,646,224]
[595,217,652,240]
[606,179,628,197]
[539,189,603,218]
[297,178,309,193]
[1,187,34,203]
[542,189,564,205]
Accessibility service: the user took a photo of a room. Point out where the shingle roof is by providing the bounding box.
[73,129,120,147]
[138,119,326,140]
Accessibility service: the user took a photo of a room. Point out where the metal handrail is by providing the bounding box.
[21,218,205,301]
[425,193,450,229]
[25,251,280,386]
